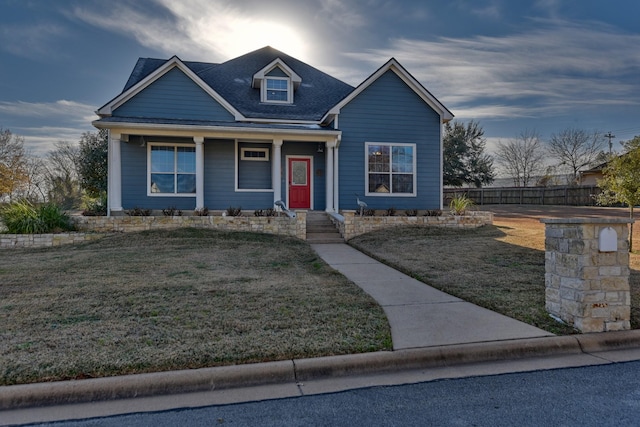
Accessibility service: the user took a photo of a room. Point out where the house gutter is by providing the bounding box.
[92,120,342,141]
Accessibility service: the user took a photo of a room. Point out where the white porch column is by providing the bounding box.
[333,141,340,212]
[108,131,123,214]
[194,137,205,210]
[272,139,283,205]
[325,140,337,212]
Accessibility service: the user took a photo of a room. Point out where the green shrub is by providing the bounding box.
[226,206,242,216]
[194,207,209,216]
[0,200,74,234]
[254,208,277,217]
[82,195,107,216]
[126,207,151,216]
[162,206,182,216]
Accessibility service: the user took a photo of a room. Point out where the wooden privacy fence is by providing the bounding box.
[443,185,601,206]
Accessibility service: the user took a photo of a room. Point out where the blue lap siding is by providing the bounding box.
[120,137,326,211]
[121,137,197,211]
[337,70,442,211]
[113,67,235,122]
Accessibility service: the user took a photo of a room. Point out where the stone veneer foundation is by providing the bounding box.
[541,217,633,333]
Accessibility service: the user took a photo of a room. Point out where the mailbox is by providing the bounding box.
[599,227,617,252]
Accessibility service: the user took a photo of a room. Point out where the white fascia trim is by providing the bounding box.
[323,58,454,123]
[92,120,342,141]
[97,56,245,121]
[252,58,302,89]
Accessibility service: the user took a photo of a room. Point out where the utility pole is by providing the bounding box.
[605,132,615,154]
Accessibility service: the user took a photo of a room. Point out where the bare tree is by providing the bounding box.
[548,128,606,184]
[44,141,82,209]
[0,128,29,201]
[19,156,48,202]
[494,130,546,187]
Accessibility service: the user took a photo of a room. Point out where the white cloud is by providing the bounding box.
[343,19,640,120]
[0,100,97,125]
[0,101,98,156]
[0,23,66,59]
[317,0,368,29]
[72,0,312,62]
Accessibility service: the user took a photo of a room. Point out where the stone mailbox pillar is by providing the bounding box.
[540,218,633,333]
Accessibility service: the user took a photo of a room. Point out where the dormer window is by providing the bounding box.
[265,77,290,102]
[252,58,302,105]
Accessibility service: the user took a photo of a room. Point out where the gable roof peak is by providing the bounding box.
[326,57,453,123]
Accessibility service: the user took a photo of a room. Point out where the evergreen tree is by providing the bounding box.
[77,130,108,198]
[443,120,495,187]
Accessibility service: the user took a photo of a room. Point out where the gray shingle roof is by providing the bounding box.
[120,46,354,122]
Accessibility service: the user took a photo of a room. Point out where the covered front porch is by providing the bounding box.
[100,122,342,215]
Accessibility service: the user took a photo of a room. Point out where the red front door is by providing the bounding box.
[288,157,311,209]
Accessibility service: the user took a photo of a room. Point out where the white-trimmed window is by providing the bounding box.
[149,144,196,195]
[264,77,290,103]
[241,147,269,161]
[366,142,416,196]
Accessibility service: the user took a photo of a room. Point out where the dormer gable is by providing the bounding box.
[252,58,302,104]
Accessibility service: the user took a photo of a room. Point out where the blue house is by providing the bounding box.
[93,46,453,214]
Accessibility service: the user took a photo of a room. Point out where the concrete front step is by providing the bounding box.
[305,212,342,242]
[307,225,338,233]
[306,233,344,243]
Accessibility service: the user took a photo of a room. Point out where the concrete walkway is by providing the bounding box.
[311,243,553,350]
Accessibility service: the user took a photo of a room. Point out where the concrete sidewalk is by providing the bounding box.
[311,243,553,350]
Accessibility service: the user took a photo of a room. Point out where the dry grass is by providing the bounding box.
[350,214,640,335]
[0,228,391,386]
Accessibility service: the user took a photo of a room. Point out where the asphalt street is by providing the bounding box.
[25,360,640,427]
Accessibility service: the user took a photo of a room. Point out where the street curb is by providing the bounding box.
[2,331,640,410]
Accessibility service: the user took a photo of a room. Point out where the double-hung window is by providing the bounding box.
[366,142,416,196]
[265,77,289,103]
[149,144,196,195]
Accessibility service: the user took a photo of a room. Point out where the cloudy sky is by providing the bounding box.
[1,0,640,159]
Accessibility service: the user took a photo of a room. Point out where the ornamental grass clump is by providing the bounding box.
[0,200,74,234]
[449,194,474,215]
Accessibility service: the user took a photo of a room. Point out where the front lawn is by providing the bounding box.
[0,228,391,386]
[350,225,582,335]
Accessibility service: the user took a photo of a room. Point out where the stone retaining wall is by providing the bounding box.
[1,210,491,249]
[336,210,493,241]
[73,212,307,240]
[0,233,105,249]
